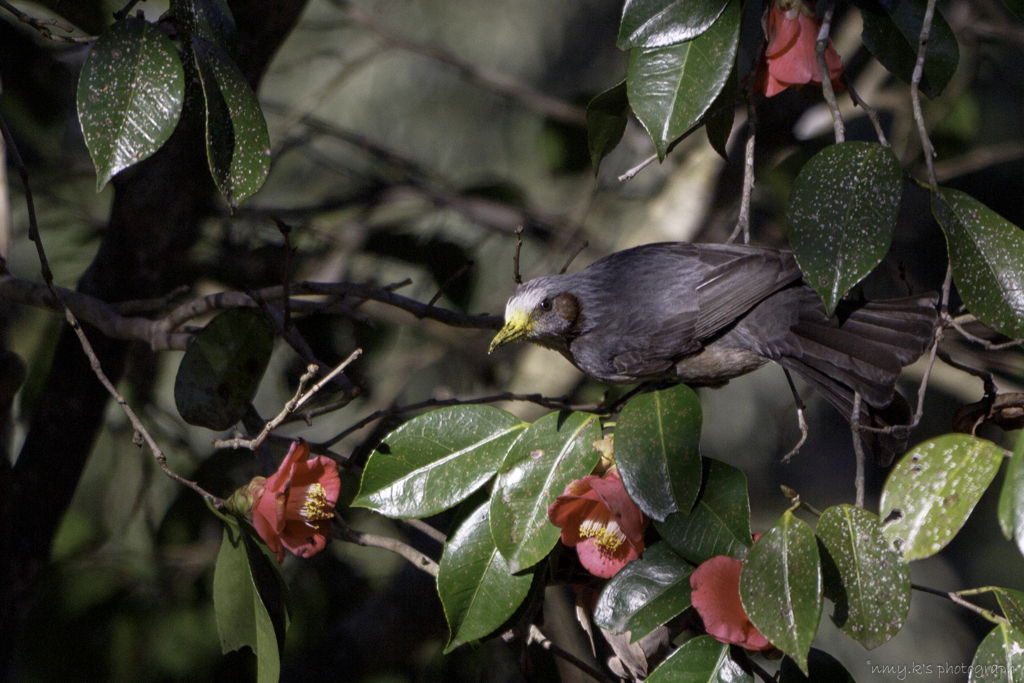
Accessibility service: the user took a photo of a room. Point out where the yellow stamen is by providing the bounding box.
[579,518,626,553]
[302,483,332,522]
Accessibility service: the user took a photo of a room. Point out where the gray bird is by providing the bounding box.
[489,242,938,464]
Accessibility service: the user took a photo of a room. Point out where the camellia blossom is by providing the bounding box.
[548,469,647,579]
[690,555,772,651]
[756,0,844,97]
[240,439,341,563]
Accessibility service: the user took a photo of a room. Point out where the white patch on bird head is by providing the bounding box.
[505,282,550,320]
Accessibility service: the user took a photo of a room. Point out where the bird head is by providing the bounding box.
[489,277,581,353]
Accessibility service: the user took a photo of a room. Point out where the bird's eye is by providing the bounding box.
[538,299,552,311]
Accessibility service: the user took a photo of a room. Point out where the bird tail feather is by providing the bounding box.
[779,294,938,465]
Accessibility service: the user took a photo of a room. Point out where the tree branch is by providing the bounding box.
[0,1,96,44]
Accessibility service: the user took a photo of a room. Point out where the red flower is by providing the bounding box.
[756,0,844,97]
[690,555,772,651]
[548,470,647,579]
[248,439,341,563]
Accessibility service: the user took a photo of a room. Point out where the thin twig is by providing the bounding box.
[617,93,740,183]
[0,1,96,44]
[527,625,616,683]
[618,153,657,182]
[851,391,866,509]
[949,314,1024,349]
[558,241,588,275]
[2,114,222,508]
[335,1,586,125]
[912,583,1009,625]
[334,513,439,576]
[843,77,889,146]
[424,261,473,312]
[214,351,363,451]
[911,0,940,186]
[275,217,293,333]
[63,306,224,507]
[781,368,808,462]
[401,518,447,544]
[729,102,757,245]
[815,1,845,143]
[513,225,524,284]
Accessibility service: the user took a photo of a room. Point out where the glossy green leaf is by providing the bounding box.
[490,411,601,573]
[617,0,731,49]
[354,406,527,518]
[213,524,284,683]
[593,542,695,641]
[646,634,751,683]
[173,307,275,430]
[880,434,1004,561]
[438,499,535,653]
[587,81,629,174]
[655,458,752,565]
[190,36,271,208]
[998,431,1024,555]
[933,187,1024,339]
[970,624,1024,682]
[704,65,736,161]
[616,384,703,522]
[816,505,910,649]
[627,0,739,160]
[77,16,185,191]
[995,588,1024,634]
[787,141,904,315]
[740,511,822,675]
[860,0,959,99]
[779,649,856,683]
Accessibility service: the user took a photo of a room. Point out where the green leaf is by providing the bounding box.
[970,624,1024,682]
[587,81,629,174]
[616,384,702,522]
[740,511,822,675]
[704,65,736,161]
[438,499,535,653]
[860,0,959,100]
[880,434,1004,561]
[490,411,601,574]
[646,635,751,683]
[354,406,527,518]
[190,36,271,208]
[815,505,910,649]
[995,588,1024,633]
[626,0,739,160]
[617,0,731,49]
[779,649,856,682]
[76,16,185,191]
[998,431,1024,555]
[787,141,904,315]
[932,187,1024,340]
[655,458,753,565]
[173,307,275,430]
[593,542,695,641]
[213,524,283,683]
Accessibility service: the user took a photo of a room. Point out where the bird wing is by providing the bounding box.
[690,244,803,340]
[567,243,803,381]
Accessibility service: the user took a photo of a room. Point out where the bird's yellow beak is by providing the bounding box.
[489,310,532,353]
